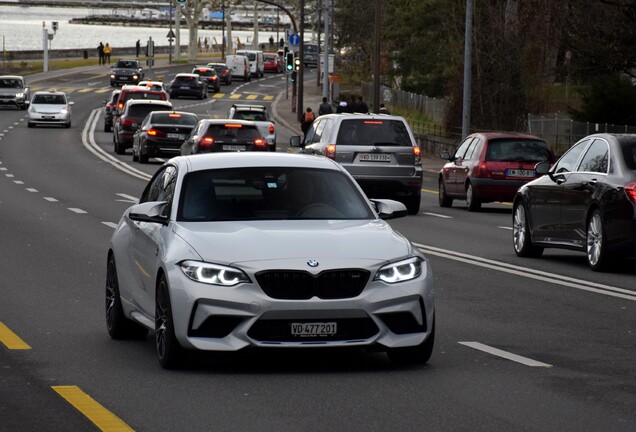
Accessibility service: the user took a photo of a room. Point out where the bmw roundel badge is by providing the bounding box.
[307,259,319,268]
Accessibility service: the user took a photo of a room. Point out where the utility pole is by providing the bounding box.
[462,0,473,139]
[322,0,330,99]
[297,0,304,122]
[373,0,381,113]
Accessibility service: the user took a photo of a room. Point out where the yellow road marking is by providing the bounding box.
[246,94,258,100]
[52,386,134,432]
[422,188,438,194]
[95,89,112,93]
[0,322,31,350]
[229,94,242,99]
[213,93,225,98]
[263,95,274,101]
[78,88,93,93]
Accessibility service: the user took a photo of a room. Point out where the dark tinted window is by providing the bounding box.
[554,139,589,173]
[0,78,23,88]
[485,139,552,162]
[128,105,171,119]
[193,69,216,77]
[178,167,373,221]
[620,138,636,170]
[204,124,261,142]
[578,139,609,173]
[173,76,199,85]
[151,113,198,126]
[234,110,268,121]
[336,119,412,146]
[115,61,138,68]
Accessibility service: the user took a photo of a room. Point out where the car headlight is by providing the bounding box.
[16,92,25,98]
[110,74,115,79]
[60,108,69,115]
[179,260,250,286]
[375,257,422,283]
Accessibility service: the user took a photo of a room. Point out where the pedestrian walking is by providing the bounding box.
[336,101,347,113]
[379,103,391,114]
[357,96,369,114]
[319,96,333,116]
[279,37,284,48]
[97,42,104,65]
[103,43,112,64]
[269,35,274,47]
[300,107,316,138]
[135,39,140,57]
[348,95,358,113]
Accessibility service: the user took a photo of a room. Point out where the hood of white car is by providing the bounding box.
[173,219,411,269]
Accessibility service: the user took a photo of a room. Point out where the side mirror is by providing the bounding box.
[440,150,452,161]
[535,161,551,175]
[68,101,75,106]
[289,135,303,148]
[371,199,408,220]
[128,201,169,225]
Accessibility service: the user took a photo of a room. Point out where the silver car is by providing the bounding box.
[106,152,435,369]
[27,91,73,128]
[291,114,424,214]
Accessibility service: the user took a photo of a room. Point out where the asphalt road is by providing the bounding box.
[0,65,634,432]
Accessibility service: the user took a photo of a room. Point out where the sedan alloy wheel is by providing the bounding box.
[155,275,186,369]
[586,210,611,271]
[105,255,148,339]
[512,202,543,258]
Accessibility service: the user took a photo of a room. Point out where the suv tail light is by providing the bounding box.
[413,146,421,165]
[254,138,267,149]
[268,123,275,134]
[121,118,135,128]
[324,144,336,159]
[625,182,636,204]
[198,136,215,149]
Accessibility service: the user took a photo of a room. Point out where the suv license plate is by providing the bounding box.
[506,169,535,177]
[167,133,185,139]
[359,153,391,162]
[223,145,246,151]
[291,322,337,337]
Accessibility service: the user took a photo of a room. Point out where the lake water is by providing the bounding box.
[0,5,287,51]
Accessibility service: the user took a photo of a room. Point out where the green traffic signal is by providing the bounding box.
[286,53,294,71]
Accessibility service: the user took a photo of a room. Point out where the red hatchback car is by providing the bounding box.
[263,53,283,73]
[438,132,555,211]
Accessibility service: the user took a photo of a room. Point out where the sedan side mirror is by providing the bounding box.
[440,150,452,161]
[371,199,408,220]
[290,136,303,148]
[535,161,551,175]
[128,201,169,225]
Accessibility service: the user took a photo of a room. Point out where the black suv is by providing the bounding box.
[191,66,221,92]
[110,59,144,86]
[168,73,207,99]
[180,119,268,154]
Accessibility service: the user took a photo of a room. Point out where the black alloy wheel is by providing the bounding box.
[105,254,149,339]
[155,275,187,369]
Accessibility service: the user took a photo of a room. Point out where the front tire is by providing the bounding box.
[587,209,612,272]
[405,192,421,215]
[156,275,187,369]
[105,254,149,339]
[512,201,544,258]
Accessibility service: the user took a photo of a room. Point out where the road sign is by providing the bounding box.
[167,30,176,38]
[289,33,300,46]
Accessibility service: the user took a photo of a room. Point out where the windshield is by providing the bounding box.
[0,78,23,88]
[178,167,373,221]
[128,105,170,119]
[115,61,138,69]
[336,119,412,146]
[32,94,66,104]
[151,113,198,126]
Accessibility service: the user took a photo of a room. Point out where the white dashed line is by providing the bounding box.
[498,226,513,230]
[6,174,14,178]
[14,180,24,184]
[102,222,118,229]
[422,212,453,218]
[26,188,38,192]
[459,342,553,368]
[44,197,58,202]
[68,208,87,214]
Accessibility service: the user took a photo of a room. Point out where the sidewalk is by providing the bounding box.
[270,82,444,174]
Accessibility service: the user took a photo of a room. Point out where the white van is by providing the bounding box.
[225,55,250,81]
[236,50,264,78]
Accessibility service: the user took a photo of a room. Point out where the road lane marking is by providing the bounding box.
[14,180,24,184]
[6,174,14,177]
[68,208,87,214]
[422,212,453,219]
[229,94,242,99]
[51,386,134,432]
[264,95,274,101]
[415,243,636,301]
[0,322,31,350]
[26,188,38,192]
[459,342,552,367]
[44,197,58,202]
[116,193,138,203]
[498,226,513,230]
[102,221,118,229]
[246,94,258,100]
[212,93,224,98]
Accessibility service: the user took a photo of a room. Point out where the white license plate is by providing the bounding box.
[506,169,535,177]
[167,133,185,139]
[359,153,391,162]
[180,86,190,89]
[291,322,337,337]
[223,145,246,151]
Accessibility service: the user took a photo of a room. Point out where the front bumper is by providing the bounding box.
[166,259,434,352]
[27,111,70,125]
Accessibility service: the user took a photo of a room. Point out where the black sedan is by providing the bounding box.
[207,63,232,85]
[168,73,207,99]
[191,66,221,92]
[512,133,636,271]
[179,119,269,155]
[132,111,199,163]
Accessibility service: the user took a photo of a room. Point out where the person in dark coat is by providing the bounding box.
[357,96,369,114]
[135,39,140,57]
[300,107,316,138]
[348,95,358,113]
[336,101,347,113]
[379,103,390,114]
[319,97,333,116]
[97,42,104,65]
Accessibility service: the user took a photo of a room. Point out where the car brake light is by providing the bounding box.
[225,124,243,128]
[168,113,181,118]
[211,76,218,80]
[324,144,336,159]
[413,146,421,165]
[268,123,275,134]
[147,129,158,136]
[254,138,267,148]
[121,118,135,127]
[364,121,383,124]
[199,136,215,149]
[625,182,636,204]
[147,129,166,137]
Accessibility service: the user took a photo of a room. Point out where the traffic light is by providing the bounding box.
[52,21,58,32]
[291,70,297,84]
[286,52,294,71]
[294,57,301,71]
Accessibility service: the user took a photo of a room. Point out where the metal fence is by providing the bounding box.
[527,113,636,155]
[361,84,447,125]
